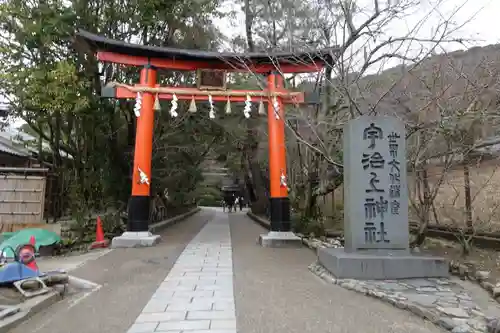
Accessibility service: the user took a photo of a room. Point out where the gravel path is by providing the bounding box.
[9,208,450,333]
[9,209,212,333]
[229,210,445,333]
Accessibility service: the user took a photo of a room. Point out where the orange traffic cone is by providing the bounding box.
[89,216,109,249]
[18,236,38,272]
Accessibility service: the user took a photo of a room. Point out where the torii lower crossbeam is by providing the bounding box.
[102,83,305,104]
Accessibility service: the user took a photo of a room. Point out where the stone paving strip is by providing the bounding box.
[310,262,500,333]
[127,212,236,333]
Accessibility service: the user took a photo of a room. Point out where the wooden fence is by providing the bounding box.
[0,168,47,228]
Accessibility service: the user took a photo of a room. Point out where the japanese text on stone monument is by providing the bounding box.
[343,115,409,251]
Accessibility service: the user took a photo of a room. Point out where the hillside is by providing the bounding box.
[291,44,500,161]
[359,44,500,119]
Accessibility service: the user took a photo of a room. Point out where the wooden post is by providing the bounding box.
[267,72,291,232]
[128,65,157,232]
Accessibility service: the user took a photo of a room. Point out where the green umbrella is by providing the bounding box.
[0,228,61,258]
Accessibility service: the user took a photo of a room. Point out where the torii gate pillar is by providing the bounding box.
[111,65,161,248]
[259,72,302,247]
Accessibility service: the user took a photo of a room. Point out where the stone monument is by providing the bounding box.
[317,115,449,279]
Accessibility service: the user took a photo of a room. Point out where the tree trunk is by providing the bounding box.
[246,146,268,214]
[243,0,254,51]
[412,164,431,247]
[463,159,473,232]
[243,1,267,215]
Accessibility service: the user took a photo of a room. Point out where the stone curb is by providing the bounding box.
[68,275,100,290]
[298,227,500,308]
[0,273,103,332]
[149,207,201,233]
[247,212,498,332]
[246,211,271,230]
[448,261,500,306]
[246,211,335,250]
[0,208,197,331]
[309,262,497,333]
[0,289,62,333]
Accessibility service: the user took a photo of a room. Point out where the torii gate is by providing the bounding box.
[76,30,334,247]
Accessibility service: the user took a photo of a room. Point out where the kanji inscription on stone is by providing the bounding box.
[343,115,408,251]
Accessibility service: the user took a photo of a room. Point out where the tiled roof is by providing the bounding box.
[0,125,72,159]
[0,137,30,157]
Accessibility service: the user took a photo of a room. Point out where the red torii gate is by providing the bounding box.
[76,30,335,247]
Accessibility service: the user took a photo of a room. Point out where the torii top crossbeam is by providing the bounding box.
[75,30,336,74]
[76,30,332,238]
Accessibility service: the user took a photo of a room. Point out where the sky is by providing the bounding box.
[434,0,500,46]
[4,0,500,128]
[214,0,500,71]
[216,0,500,46]
[388,0,500,49]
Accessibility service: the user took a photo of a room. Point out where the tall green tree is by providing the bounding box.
[0,0,227,218]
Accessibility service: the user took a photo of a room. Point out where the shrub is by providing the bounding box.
[198,194,221,207]
[292,213,326,237]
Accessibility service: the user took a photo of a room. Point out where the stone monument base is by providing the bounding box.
[258,231,302,248]
[318,247,449,280]
[111,231,161,248]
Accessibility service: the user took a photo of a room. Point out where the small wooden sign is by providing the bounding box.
[197,69,227,90]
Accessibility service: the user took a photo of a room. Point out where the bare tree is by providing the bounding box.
[233,0,493,237]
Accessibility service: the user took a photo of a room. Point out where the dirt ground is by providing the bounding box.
[422,236,500,281]
[424,158,500,232]
[319,158,500,232]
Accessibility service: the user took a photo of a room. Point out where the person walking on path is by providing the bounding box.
[234,196,239,212]
[224,193,235,213]
[238,196,244,211]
